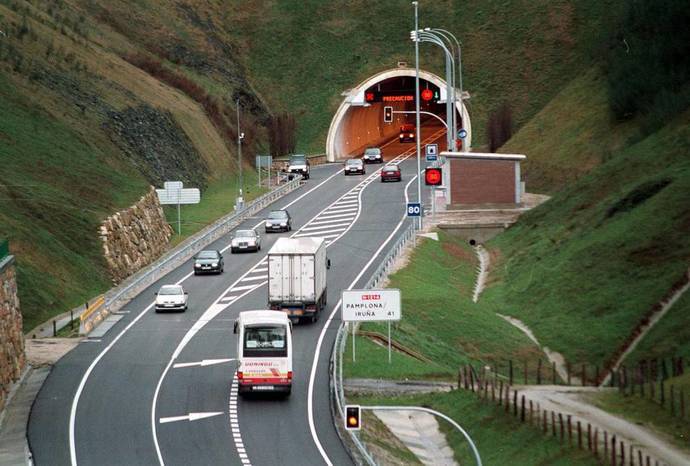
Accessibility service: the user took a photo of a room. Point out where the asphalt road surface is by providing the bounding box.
[28,127,446,466]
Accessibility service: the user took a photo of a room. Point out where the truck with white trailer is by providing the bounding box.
[267,237,329,323]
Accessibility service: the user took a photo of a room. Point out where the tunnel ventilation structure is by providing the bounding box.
[326,68,471,162]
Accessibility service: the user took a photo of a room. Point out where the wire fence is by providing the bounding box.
[331,220,416,466]
[79,177,302,332]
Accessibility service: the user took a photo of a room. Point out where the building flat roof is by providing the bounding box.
[441,151,526,161]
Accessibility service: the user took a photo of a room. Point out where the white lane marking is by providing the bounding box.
[173,359,235,369]
[219,297,236,303]
[159,412,224,424]
[312,212,357,221]
[333,200,359,207]
[239,275,267,283]
[298,222,352,233]
[293,232,343,239]
[69,268,195,466]
[80,339,102,343]
[253,267,268,273]
[306,170,419,466]
[229,374,251,466]
[230,284,261,292]
[322,206,358,214]
[305,217,357,227]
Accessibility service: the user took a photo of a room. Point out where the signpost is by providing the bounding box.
[156,181,201,235]
[407,202,421,217]
[342,289,401,363]
[425,143,438,162]
[255,155,273,188]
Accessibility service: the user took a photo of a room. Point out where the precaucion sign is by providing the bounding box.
[342,289,401,322]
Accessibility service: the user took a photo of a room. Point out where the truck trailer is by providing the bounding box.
[267,237,329,323]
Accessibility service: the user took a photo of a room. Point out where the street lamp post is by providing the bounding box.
[433,28,464,150]
[412,1,422,230]
[236,98,245,209]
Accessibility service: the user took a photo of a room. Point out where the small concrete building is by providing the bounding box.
[441,152,526,208]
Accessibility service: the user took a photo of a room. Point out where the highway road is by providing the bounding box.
[28,125,446,466]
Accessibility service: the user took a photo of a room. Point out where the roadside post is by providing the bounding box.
[255,155,273,189]
[407,202,421,247]
[342,289,401,364]
[156,181,201,235]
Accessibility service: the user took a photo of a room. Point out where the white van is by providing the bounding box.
[234,310,293,397]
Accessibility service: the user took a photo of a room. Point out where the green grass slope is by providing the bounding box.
[0,74,147,330]
[483,106,690,368]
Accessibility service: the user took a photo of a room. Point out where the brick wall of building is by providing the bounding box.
[450,158,517,205]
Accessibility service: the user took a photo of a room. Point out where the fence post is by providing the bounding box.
[513,390,518,417]
[620,440,625,465]
[524,360,528,384]
[595,365,600,386]
[542,410,547,433]
[458,367,462,390]
[529,400,533,424]
[567,361,571,385]
[520,395,526,422]
[567,415,572,445]
[505,386,510,413]
[611,435,616,466]
[53,320,57,337]
[537,359,542,385]
[604,431,608,461]
[552,361,556,384]
[499,381,504,406]
[577,421,582,449]
[558,413,564,442]
[509,360,514,386]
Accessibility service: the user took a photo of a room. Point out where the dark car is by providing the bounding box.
[344,158,365,175]
[265,210,292,233]
[362,147,383,164]
[193,250,224,275]
[286,154,310,180]
[399,123,416,143]
[381,163,402,182]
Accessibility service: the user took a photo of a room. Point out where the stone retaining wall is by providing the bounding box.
[0,256,24,412]
[100,187,174,284]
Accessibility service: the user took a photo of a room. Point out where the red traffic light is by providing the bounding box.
[421,88,434,101]
[345,405,361,430]
[425,167,443,186]
[383,106,393,123]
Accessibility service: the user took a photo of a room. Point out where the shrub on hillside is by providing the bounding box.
[487,102,513,153]
[604,0,690,127]
[267,113,296,157]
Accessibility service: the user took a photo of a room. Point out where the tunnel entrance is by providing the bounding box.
[326,68,471,162]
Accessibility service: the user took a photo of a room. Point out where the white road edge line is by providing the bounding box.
[306,172,418,466]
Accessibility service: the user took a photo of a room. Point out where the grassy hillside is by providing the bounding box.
[228,0,625,152]
[0,0,266,330]
[482,106,690,369]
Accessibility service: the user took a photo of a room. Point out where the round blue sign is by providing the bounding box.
[457,129,468,139]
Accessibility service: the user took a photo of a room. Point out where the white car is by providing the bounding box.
[231,229,261,253]
[155,284,188,312]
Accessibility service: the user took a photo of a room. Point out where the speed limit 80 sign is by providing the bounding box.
[407,202,421,217]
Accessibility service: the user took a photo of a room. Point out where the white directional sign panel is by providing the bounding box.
[156,188,200,205]
[342,289,401,322]
[164,181,184,191]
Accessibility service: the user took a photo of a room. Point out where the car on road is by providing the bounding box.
[193,249,224,274]
[399,123,416,142]
[154,284,188,312]
[285,154,310,180]
[362,147,383,164]
[381,163,402,182]
[344,158,365,175]
[265,210,292,233]
[231,229,261,253]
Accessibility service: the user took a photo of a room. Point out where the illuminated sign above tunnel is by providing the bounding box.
[364,85,440,104]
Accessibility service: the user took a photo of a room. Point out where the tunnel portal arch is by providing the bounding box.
[326,68,471,162]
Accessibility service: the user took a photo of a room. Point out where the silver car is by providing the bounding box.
[155,284,188,312]
[231,229,261,253]
[344,158,365,175]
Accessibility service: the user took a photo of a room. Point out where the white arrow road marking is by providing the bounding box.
[299,222,351,232]
[159,412,224,424]
[173,358,235,369]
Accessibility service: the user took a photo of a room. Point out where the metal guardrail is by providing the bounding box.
[0,239,9,261]
[79,177,302,334]
[331,221,416,466]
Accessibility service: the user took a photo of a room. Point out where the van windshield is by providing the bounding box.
[243,325,288,357]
